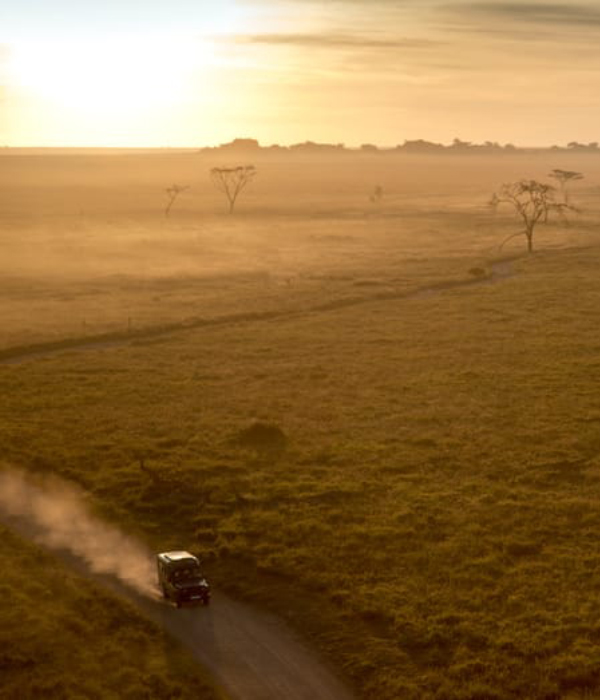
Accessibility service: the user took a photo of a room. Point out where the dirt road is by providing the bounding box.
[148,594,353,700]
[0,257,517,366]
[0,473,354,700]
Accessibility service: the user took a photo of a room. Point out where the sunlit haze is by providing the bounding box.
[1,0,599,147]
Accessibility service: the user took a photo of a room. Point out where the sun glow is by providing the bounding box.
[6,37,212,144]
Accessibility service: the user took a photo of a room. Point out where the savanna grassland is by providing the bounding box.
[2,150,600,699]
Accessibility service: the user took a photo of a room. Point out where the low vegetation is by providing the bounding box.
[0,526,220,700]
[2,243,600,698]
[1,151,600,699]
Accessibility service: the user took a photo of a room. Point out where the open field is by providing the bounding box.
[2,151,599,350]
[2,151,600,698]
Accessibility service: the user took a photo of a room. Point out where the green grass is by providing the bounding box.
[2,244,600,698]
[0,525,222,700]
[2,151,600,699]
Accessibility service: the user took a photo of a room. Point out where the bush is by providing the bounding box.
[235,422,288,453]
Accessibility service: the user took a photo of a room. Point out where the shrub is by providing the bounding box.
[235,421,288,453]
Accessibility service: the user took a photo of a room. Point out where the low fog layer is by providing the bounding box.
[0,467,158,598]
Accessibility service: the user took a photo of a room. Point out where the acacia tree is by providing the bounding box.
[487,192,500,214]
[210,165,256,213]
[164,184,189,217]
[369,185,384,203]
[548,169,583,205]
[495,180,560,253]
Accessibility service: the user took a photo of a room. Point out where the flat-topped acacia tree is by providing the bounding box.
[495,180,559,253]
[548,169,584,205]
[210,165,256,213]
[164,184,189,218]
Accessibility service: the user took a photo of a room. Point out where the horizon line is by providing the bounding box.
[2,137,599,152]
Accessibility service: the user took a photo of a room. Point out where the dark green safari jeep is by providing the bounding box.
[157,551,210,607]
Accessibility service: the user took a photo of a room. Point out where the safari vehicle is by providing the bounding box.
[157,551,210,607]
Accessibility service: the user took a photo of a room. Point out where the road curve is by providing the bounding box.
[0,495,354,700]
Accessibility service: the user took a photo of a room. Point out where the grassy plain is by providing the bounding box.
[2,150,600,698]
[0,525,220,699]
[1,150,597,350]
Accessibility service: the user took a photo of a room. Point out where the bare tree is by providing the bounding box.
[210,165,256,213]
[495,180,561,253]
[548,169,583,205]
[369,185,384,203]
[164,184,189,218]
[487,192,500,215]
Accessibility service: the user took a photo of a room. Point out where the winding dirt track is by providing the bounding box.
[1,505,354,700]
[0,258,517,366]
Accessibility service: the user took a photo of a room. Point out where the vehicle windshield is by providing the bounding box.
[170,565,201,582]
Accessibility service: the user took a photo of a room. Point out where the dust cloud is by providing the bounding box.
[0,467,158,598]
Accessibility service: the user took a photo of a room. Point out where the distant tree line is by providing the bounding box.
[199,138,600,156]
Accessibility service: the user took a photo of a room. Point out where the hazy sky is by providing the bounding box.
[1,0,599,147]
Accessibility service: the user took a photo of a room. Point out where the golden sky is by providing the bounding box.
[1,1,599,147]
